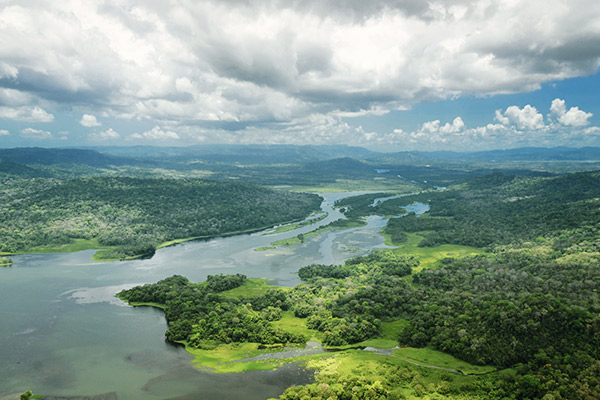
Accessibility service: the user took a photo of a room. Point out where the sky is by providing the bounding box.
[0,0,599,152]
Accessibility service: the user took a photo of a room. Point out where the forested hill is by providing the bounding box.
[385,170,600,248]
[0,147,125,167]
[0,177,322,259]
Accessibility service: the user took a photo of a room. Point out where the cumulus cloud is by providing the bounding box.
[550,98,593,127]
[80,114,102,127]
[89,128,120,141]
[421,117,465,134]
[0,106,54,122]
[495,105,545,130]
[0,0,599,134]
[387,98,599,150]
[130,126,180,140]
[20,127,53,139]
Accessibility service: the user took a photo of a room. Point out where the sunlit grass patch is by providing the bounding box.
[26,238,110,255]
[272,311,323,341]
[385,233,486,272]
[393,347,497,375]
[187,342,279,373]
[220,278,289,299]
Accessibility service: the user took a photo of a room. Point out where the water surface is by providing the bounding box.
[0,193,428,399]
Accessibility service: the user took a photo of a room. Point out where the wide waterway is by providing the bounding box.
[0,192,428,400]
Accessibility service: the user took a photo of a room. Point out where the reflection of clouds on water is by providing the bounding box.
[60,284,141,306]
[14,327,37,335]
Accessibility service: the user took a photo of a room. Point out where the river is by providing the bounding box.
[0,192,427,399]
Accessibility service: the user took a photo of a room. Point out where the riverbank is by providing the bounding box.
[6,212,324,262]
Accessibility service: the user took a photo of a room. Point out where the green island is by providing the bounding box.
[0,256,13,266]
[119,168,600,400]
[263,212,329,235]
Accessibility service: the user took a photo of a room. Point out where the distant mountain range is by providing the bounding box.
[2,145,600,171]
[414,146,600,162]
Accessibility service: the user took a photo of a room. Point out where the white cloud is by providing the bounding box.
[0,0,598,135]
[495,105,545,130]
[130,126,179,140]
[89,128,120,140]
[0,106,54,122]
[386,99,600,150]
[0,129,9,136]
[20,127,53,139]
[550,98,592,127]
[421,117,465,134]
[80,114,101,127]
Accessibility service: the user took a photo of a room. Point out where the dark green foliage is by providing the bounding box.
[118,274,305,347]
[0,176,322,257]
[298,264,355,280]
[206,273,247,292]
[249,289,291,311]
[385,171,600,248]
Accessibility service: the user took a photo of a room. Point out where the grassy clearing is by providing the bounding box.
[392,347,497,375]
[126,301,167,310]
[220,278,290,299]
[187,342,280,373]
[386,232,486,272]
[272,311,323,341]
[24,238,111,255]
[188,342,333,373]
[300,351,490,400]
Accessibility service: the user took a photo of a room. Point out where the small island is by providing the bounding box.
[0,256,13,266]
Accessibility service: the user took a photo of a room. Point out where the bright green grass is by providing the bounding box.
[271,236,303,247]
[271,311,323,341]
[24,238,111,255]
[392,347,497,375]
[264,213,328,235]
[301,351,490,400]
[386,232,486,272]
[187,342,332,373]
[270,218,366,248]
[288,179,420,193]
[187,342,279,373]
[220,278,290,299]
[0,256,13,265]
[254,246,276,252]
[380,319,409,340]
[126,301,167,310]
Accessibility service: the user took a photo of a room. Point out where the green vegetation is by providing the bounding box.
[272,351,493,400]
[385,171,600,248]
[0,256,13,266]
[0,176,321,259]
[270,216,368,248]
[392,347,497,375]
[5,147,600,399]
[264,212,328,235]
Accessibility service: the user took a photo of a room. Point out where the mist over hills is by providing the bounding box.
[0,145,598,187]
[3,145,600,167]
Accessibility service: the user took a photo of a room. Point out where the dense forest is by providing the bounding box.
[120,168,600,399]
[0,176,321,259]
[385,171,600,248]
[3,147,600,399]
